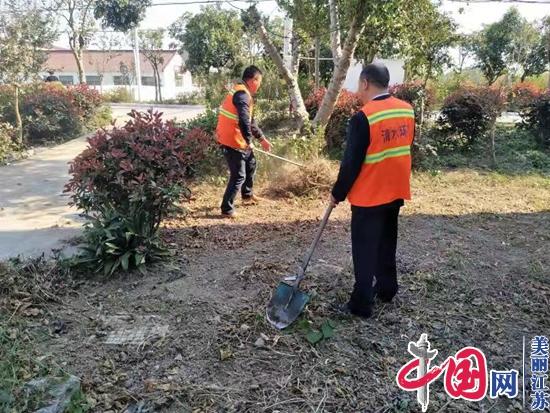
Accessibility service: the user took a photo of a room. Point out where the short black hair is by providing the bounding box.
[360,63,390,88]
[243,65,263,81]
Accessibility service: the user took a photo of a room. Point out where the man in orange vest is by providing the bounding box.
[216,66,272,218]
[330,63,415,318]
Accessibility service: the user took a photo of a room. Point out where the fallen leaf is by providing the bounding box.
[219,347,233,360]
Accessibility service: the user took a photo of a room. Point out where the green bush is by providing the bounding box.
[180,109,218,135]
[0,85,13,116]
[90,105,113,129]
[201,74,230,110]
[176,91,205,105]
[255,98,290,131]
[0,122,19,164]
[437,85,506,150]
[519,90,550,149]
[104,87,134,103]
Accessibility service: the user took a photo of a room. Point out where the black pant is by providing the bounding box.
[349,204,400,316]
[221,146,257,214]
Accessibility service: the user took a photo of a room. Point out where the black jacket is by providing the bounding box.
[233,89,264,145]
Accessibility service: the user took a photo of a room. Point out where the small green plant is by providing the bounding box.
[74,208,170,275]
[295,319,336,345]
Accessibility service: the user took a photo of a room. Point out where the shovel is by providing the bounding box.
[266,204,334,329]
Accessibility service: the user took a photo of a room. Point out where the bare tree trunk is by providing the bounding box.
[249,6,308,128]
[153,68,159,102]
[156,69,163,103]
[328,0,342,66]
[290,29,300,78]
[313,3,368,128]
[14,84,23,144]
[490,123,497,167]
[288,29,301,115]
[73,48,86,83]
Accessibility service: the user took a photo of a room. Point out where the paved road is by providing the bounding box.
[0,104,204,261]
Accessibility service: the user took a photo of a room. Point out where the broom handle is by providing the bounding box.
[295,204,334,285]
[254,147,305,168]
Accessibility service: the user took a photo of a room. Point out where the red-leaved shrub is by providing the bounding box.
[67,83,104,122]
[508,82,542,112]
[22,83,83,143]
[438,85,506,149]
[1,82,110,144]
[66,110,208,221]
[305,88,362,149]
[65,110,211,274]
[389,81,435,123]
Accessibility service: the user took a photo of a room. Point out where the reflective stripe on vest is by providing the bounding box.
[364,144,411,164]
[219,107,238,121]
[367,108,415,125]
[215,84,253,150]
[347,96,415,208]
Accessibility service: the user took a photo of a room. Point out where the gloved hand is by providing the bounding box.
[260,137,272,152]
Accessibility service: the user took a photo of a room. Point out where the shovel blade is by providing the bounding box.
[266,281,309,330]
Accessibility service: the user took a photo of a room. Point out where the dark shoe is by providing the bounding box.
[221,211,237,219]
[373,284,396,303]
[334,302,372,319]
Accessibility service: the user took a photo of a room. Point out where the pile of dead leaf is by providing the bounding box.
[266,158,338,198]
[0,257,73,316]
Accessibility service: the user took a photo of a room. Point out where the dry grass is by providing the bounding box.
[264,158,338,198]
[2,168,549,412]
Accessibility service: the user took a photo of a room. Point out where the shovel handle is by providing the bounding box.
[295,204,334,285]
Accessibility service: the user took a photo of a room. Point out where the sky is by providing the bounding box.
[51,0,550,49]
[140,0,550,32]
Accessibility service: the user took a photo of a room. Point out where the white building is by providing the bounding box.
[344,58,406,92]
[41,49,196,101]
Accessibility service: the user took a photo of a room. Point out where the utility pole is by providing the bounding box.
[133,28,142,102]
[314,36,320,89]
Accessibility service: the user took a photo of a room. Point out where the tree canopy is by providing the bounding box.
[94,0,152,32]
[169,7,245,77]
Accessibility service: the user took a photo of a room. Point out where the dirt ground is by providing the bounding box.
[3,168,550,412]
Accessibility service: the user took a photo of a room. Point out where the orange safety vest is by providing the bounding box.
[216,84,253,150]
[347,96,415,207]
